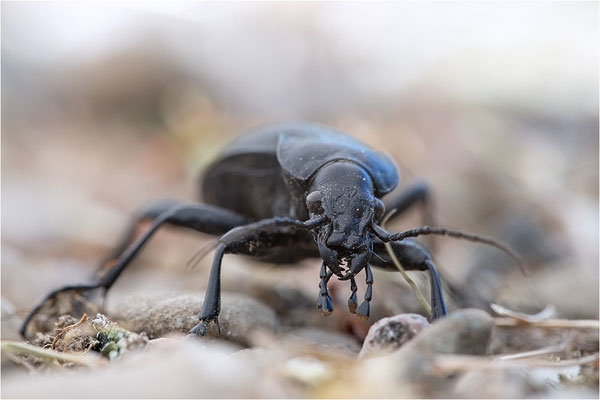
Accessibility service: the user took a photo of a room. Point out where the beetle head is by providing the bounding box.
[306,161,385,278]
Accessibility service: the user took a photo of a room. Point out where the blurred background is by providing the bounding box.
[2,1,598,341]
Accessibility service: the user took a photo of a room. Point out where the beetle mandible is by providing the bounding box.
[21,123,523,338]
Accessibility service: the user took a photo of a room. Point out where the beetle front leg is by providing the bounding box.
[356,264,373,320]
[190,243,227,336]
[95,200,183,274]
[316,263,334,315]
[371,239,447,320]
[188,216,318,337]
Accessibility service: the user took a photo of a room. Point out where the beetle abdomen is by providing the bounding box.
[201,153,290,221]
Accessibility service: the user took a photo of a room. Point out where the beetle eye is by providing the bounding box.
[306,191,324,214]
[374,198,385,222]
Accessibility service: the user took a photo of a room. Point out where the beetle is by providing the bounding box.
[21,123,522,338]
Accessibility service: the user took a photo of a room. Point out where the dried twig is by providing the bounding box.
[432,353,599,374]
[495,318,599,329]
[1,341,105,367]
[51,313,88,350]
[497,344,567,361]
[491,303,598,329]
[497,330,578,361]
[491,303,556,322]
[382,209,432,318]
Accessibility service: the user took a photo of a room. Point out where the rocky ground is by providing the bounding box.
[2,277,598,398]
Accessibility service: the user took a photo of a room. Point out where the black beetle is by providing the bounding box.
[21,123,522,338]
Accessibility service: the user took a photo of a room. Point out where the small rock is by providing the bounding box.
[33,314,97,353]
[400,308,494,357]
[111,291,278,346]
[91,314,149,360]
[361,309,494,396]
[359,313,430,359]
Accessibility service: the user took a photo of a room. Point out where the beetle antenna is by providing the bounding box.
[185,240,220,272]
[372,224,527,276]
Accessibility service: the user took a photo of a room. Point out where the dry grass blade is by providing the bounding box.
[491,303,556,322]
[497,331,577,361]
[495,318,600,329]
[497,344,567,361]
[1,341,105,367]
[432,353,599,374]
[491,303,599,329]
[381,209,432,318]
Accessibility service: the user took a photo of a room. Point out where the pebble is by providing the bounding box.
[110,291,278,346]
[400,308,494,357]
[361,309,495,395]
[359,313,430,359]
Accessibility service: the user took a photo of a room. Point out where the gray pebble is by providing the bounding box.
[362,308,494,395]
[401,308,494,357]
[111,291,278,346]
[359,313,430,359]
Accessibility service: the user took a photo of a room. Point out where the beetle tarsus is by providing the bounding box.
[190,320,209,337]
[348,277,358,313]
[356,301,370,320]
[320,295,333,315]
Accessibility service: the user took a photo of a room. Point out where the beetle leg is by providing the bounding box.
[316,263,334,315]
[190,242,227,336]
[423,259,446,320]
[94,200,182,275]
[22,203,248,339]
[190,216,316,337]
[356,264,373,320]
[348,277,358,314]
[370,239,447,320]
